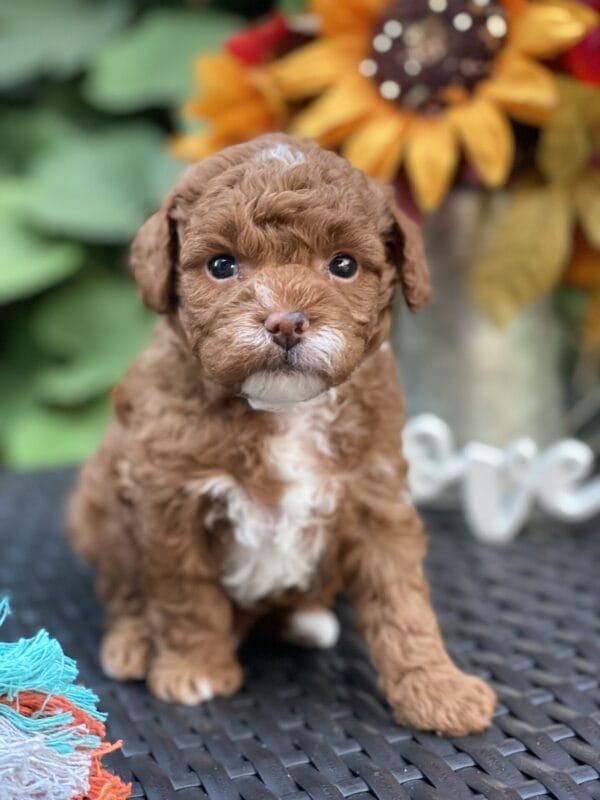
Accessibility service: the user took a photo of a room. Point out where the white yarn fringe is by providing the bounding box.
[0,716,90,800]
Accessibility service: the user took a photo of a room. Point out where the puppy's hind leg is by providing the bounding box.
[67,454,152,681]
[97,583,151,682]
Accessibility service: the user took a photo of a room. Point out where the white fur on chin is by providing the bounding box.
[241,371,327,412]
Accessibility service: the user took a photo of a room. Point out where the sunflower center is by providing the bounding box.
[362,0,508,112]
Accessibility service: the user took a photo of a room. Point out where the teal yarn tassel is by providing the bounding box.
[0,597,9,627]
[0,602,104,721]
[0,597,103,753]
[0,704,100,755]
[0,596,131,799]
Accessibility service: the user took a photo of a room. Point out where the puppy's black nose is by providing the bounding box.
[265,310,309,351]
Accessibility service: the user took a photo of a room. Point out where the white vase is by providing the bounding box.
[393,190,564,449]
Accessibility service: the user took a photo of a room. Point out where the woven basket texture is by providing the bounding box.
[1,469,599,800]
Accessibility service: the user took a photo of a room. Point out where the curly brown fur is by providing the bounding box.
[68,134,495,735]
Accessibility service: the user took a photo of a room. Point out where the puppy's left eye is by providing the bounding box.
[328,253,358,279]
[207,254,239,280]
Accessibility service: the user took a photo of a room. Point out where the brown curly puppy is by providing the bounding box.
[68,134,496,736]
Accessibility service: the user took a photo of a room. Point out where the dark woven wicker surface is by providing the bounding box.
[1,468,599,800]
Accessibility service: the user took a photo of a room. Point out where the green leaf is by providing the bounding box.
[0,181,83,303]
[0,311,39,444]
[85,8,243,112]
[574,170,600,250]
[555,286,589,325]
[24,123,182,243]
[471,183,574,325]
[0,0,131,88]
[536,80,591,184]
[0,303,107,470]
[278,0,307,12]
[0,109,77,176]
[31,270,154,405]
[5,397,111,470]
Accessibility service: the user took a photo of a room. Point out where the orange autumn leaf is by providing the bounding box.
[564,231,600,289]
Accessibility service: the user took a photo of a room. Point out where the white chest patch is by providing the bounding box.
[191,392,340,606]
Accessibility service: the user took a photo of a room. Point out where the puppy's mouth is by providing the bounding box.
[230,323,347,410]
[279,345,306,370]
[275,326,346,372]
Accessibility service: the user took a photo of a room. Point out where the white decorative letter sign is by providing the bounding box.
[403,414,600,544]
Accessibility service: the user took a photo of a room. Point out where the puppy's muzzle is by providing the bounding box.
[265,310,309,351]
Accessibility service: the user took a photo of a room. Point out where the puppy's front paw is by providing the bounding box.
[387,665,496,736]
[147,649,243,705]
[101,617,151,681]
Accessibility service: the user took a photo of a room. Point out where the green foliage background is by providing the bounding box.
[5,0,592,469]
[0,0,268,469]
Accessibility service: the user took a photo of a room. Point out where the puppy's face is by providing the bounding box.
[131,136,429,410]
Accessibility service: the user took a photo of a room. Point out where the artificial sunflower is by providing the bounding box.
[171,50,287,162]
[269,0,597,210]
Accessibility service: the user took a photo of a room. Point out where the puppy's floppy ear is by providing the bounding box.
[130,197,180,314]
[387,199,431,312]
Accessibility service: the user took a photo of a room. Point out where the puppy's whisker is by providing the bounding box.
[233,327,272,350]
[302,327,346,371]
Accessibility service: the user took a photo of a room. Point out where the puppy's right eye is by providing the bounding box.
[207,254,239,280]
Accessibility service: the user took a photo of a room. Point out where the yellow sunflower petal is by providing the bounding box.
[290,76,377,145]
[405,116,459,211]
[169,130,225,162]
[211,98,277,140]
[194,54,246,99]
[509,0,598,59]
[343,113,410,180]
[501,0,527,14]
[480,52,558,125]
[250,69,288,124]
[451,97,515,187]
[310,0,386,36]
[269,35,365,99]
[185,53,286,135]
[316,120,374,149]
[185,55,254,119]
